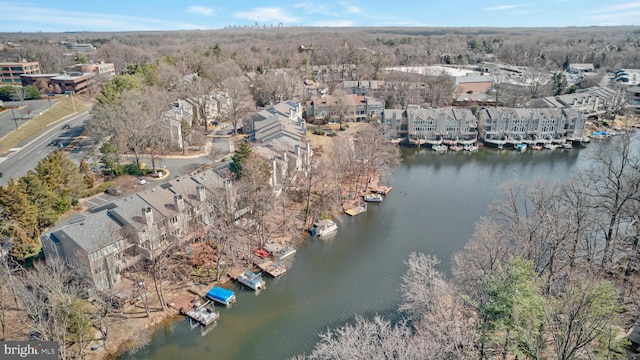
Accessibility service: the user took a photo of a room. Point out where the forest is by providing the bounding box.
[0,26,640,358]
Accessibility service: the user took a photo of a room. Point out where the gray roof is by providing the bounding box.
[136,186,180,219]
[109,194,165,230]
[167,175,206,205]
[51,210,123,253]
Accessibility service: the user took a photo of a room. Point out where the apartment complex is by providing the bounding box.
[1,60,41,85]
[478,107,587,146]
[384,106,478,145]
[305,94,384,124]
[40,170,234,291]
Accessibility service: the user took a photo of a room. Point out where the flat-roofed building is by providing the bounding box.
[50,72,95,93]
[1,60,41,85]
[69,61,116,78]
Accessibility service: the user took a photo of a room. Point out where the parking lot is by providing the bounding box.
[0,99,53,139]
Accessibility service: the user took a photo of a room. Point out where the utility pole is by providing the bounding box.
[70,92,76,112]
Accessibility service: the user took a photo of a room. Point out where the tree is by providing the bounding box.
[74,52,88,64]
[544,277,626,360]
[0,86,14,101]
[24,85,41,100]
[97,74,141,104]
[229,140,252,179]
[98,141,120,175]
[551,72,568,96]
[221,77,251,135]
[0,180,40,260]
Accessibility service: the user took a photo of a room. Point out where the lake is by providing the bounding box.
[122,143,602,360]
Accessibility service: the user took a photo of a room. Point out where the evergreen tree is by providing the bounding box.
[0,180,41,259]
[229,140,252,179]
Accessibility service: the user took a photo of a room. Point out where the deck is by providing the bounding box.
[184,301,219,326]
[256,260,287,277]
[344,202,367,216]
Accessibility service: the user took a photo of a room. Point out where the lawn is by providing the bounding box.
[0,96,88,154]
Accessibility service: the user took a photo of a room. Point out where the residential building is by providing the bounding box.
[568,63,595,73]
[626,86,640,114]
[1,60,41,85]
[614,69,640,86]
[305,94,384,124]
[478,107,587,147]
[530,86,624,119]
[244,100,303,134]
[40,170,233,291]
[341,80,385,96]
[186,91,231,126]
[385,106,477,146]
[163,99,195,149]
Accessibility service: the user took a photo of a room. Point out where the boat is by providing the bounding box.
[543,143,558,150]
[562,142,573,149]
[530,144,542,150]
[463,144,478,152]
[206,286,236,306]
[364,193,383,202]
[253,249,270,258]
[274,245,297,259]
[449,145,464,152]
[311,219,338,238]
[237,271,266,291]
[515,143,527,152]
[432,144,447,152]
[183,301,219,326]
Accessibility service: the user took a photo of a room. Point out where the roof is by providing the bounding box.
[108,194,165,230]
[136,186,181,219]
[206,286,235,302]
[51,210,123,253]
[51,72,94,81]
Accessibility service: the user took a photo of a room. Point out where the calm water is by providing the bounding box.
[123,144,602,360]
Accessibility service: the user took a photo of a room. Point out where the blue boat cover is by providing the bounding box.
[206,286,235,302]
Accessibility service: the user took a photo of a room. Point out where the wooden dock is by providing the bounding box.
[256,260,287,277]
[372,185,392,195]
[344,202,367,216]
[184,301,219,326]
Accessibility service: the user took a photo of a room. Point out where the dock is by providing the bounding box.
[256,260,287,277]
[344,202,367,216]
[169,295,219,326]
[371,185,392,195]
[184,301,219,326]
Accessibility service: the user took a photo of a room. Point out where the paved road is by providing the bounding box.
[0,110,90,186]
[0,99,55,139]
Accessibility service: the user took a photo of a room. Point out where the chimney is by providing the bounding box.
[196,184,206,202]
[174,194,185,212]
[143,207,153,225]
[271,158,278,187]
[295,144,301,156]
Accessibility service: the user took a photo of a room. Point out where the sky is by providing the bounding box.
[1,1,639,33]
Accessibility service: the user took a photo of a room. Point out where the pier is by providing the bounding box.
[256,260,287,277]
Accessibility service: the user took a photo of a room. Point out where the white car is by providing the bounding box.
[137,178,146,185]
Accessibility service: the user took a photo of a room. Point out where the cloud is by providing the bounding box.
[484,5,517,11]
[310,20,355,27]
[346,6,361,14]
[595,1,640,12]
[0,2,201,31]
[187,5,214,16]
[233,7,300,23]
[588,10,640,21]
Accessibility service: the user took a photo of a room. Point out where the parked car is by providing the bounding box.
[105,186,123,196]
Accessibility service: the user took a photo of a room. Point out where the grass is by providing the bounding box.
[0,96,89,154]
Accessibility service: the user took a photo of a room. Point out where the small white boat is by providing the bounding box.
[311,219,338,238]
[364,193,383,202]
[432,144,447,152]
[237,271,266,291]
[544,143,558,150]
[562,142,573,149]
[463,144,478,152]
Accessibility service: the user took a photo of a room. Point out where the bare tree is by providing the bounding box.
[221,77,251,135]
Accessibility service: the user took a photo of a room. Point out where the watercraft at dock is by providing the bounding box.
[364,193,383,202]
[237,271,266,291]
[206,286,236,306]
[311,219,338,238]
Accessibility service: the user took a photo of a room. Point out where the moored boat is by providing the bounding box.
[237,271,266,291]
[311,219,338,238]
[531,144,542,150]
[206,286,236,306]
[515,143,527,152]
[544,143,558,150]
[463,144,479,152]
[449,145,464,152]
[364,193,383,202]
[432,144,448,152]
[562,142,573,149]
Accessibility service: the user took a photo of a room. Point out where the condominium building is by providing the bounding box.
[384,106,478,145]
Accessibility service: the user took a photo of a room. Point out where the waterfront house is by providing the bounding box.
[530,86,624,119]
[478,107,587,147]
[40,170,233,292]
[384,106,477,145]
[305,94,384,124]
